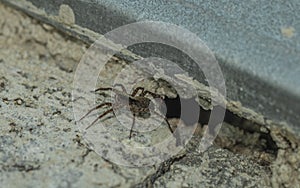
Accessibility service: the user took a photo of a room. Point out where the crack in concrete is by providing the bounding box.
[133,153,186,188]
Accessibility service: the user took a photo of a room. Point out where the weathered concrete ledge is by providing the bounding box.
[2,0,299,136]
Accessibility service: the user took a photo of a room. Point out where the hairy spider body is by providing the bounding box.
[128,96,151,117]
[79,85,173,139]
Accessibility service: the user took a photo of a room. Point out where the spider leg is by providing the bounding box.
[153,111,173,134]
[95,84,128,94]
[129,115,136,139]
[95,87,116,92]
[143,90,163,99]
[131,87,144,97]
[86,108,114,130]
[79,102,112,121]
[132,87,163,99]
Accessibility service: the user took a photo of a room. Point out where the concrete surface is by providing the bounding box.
[1,2,300,188]
[1,0,300,137]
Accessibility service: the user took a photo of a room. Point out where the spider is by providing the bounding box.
[79,84,174,139]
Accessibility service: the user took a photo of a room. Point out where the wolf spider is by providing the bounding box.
[79,84,174,139]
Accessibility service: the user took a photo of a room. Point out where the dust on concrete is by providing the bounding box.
[1,2,300,188]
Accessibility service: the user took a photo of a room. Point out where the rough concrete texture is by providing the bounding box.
[1,3,300,188]
[2,0,299,138]
[153,145,268,188]
[0,4,156,187]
